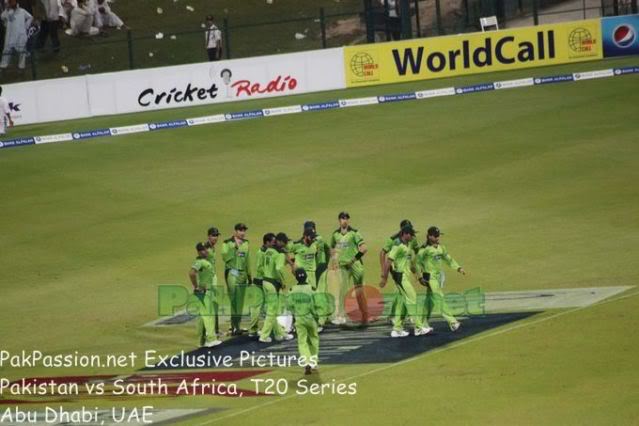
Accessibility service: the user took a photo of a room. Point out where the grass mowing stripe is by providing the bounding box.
[195,288,639,425]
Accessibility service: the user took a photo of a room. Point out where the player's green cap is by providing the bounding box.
[195,242,207,251]
[400,219,413,229]
[303,220,316,230]
[303,228,317,239]
[294,268,307,284]
[427,226,443,237]
[207,227,220,236]
[338,211,350,219]
[234,223,248,231]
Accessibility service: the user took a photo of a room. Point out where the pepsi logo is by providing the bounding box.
[613,24,636,48]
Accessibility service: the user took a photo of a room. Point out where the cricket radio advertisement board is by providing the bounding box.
[344,19,603,87]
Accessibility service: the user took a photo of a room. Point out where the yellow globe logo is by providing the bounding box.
[568,28,593,52]
[350,52,377,78]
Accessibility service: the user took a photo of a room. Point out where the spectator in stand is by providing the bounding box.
[1,0,33,73]
[204,14,222,61]
[93,0,124,30]
[379,0,400,40]
[66,0,98,36]
[59,0,77,27]
[37,0,61,52]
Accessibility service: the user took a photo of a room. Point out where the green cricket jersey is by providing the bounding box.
[191,257,214,290]
[290,239,318,272]
[416,244,460,275]
[263,247,286,284]
[254,246,267,280]
[287,283,317,320]
[221,237,251,273]
[315,235,330,265]
[387,242,415,274]
[330,227,365,266]
[204,243,217,277]
[382,233,420,254]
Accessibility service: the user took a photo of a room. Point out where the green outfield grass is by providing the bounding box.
[1,57,639,425]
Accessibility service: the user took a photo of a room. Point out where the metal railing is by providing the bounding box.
[0,0,636,83]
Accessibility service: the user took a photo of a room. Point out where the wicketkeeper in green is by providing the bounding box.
[189,242,222,347]
[288,268,320,375]
[329,211,368,325]
[416,226,466,332]
[258,233,294,343]
[380,226,431,337]
[221,223,251,336]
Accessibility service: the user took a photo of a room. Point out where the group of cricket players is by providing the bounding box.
[188,211,466,374]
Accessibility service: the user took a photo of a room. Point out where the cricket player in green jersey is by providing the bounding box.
[380,220,419,322]
[288,268,320,375]
[329,211,368,325]
[189,243,222,347]
[416,226,466,332]
[221,223,251,336]
[258,233,294,343]
[247,233,275,336]
[290,228,319,289]
[205,227,221,336]
[303,221,332,329]
[380,227,432,337]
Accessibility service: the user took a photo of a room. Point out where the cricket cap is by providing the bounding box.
[303,228,317,239]
[234,223,248,231]
[303,220,316,230]
[400,219,413,229]
[294,268,307,284]
[195,242,207,251]
[427,226,443,237]
[338,211,350,219]
[207,227,220,236]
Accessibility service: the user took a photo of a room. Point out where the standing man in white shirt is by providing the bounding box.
[0,86,15,136]
[1,0,33,72]
[204,14,222,61]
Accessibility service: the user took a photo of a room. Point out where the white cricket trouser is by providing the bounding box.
[1,46,27,69]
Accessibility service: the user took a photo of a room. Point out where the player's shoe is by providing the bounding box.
[391,329,409,338]
[204,339,223,348]
[331,316,347,325]
[450,321,461,332]
[275,333,294,342]
[415,327,433,336]
[258,336,272,343]
[317,326,324,333]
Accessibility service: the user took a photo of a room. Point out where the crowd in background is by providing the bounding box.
[1,0,125,73]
